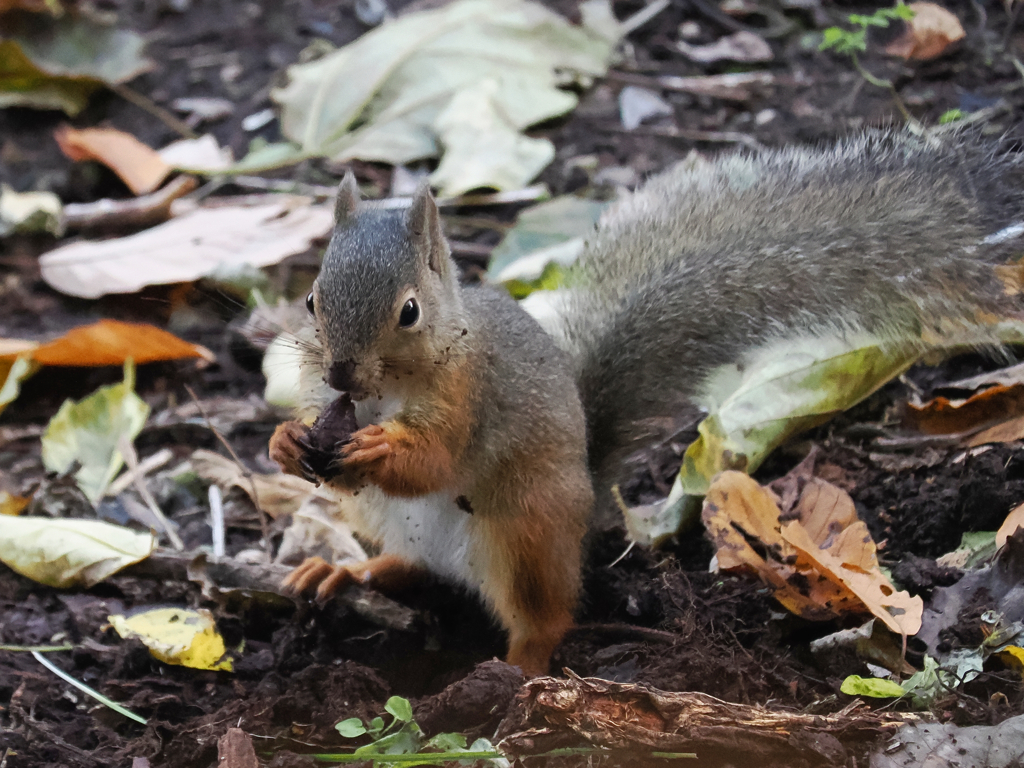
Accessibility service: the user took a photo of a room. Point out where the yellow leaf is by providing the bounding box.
[109,608,233,671]
[0,491,31,516]
[41,360,150,502]
[0,517,154,587]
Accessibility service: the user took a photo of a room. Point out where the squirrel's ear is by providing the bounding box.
[334,172,360,224]
[406,181,449,277]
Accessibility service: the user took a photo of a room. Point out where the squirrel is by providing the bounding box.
[270,129,1024,676]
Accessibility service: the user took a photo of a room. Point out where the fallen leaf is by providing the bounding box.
[41,361,150,502]
[271,0,619,194]
[109,607,232,671]
[158,134,234,173]
[918,533,1024,656]
[0,184,63,237]
[905,383,1024,436]
[0,356,39,416]
[188,449,335,518]
[486,195,606,293]
[871,714,1024,768]
[703,471,923,635]
[944,360,1024,392]
[618,85,674,131]
[840,675,906,698]
[0,516,154,587]
[55,125,171,195]
[997,646,1024,675]
[39,197,333,298]
[680,332,920,498]
[0,14,151,116]
[31,320,213,367]
[997,503,1024,549]
[676,30,773,64]
[0,491,31,516]
[884,2,965,61]
[429,78,556,196]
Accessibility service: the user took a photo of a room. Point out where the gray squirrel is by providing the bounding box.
[270,129,1024,675]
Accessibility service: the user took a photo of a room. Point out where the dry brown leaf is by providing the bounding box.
[884,2,965,61]
[968,414,1024,447]
[703,471,923,635]
[54,125,172,195]
[0,320,213,367]
[905,384,1024,436]
[997,503,1024,548]
[39,197,333,298]
[189,449,332,519]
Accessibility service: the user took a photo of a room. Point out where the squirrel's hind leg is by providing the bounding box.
[478,475,590,677]
[283,553,425,603]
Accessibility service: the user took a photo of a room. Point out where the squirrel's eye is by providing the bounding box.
[305,291,315,315]
[399,298,419,328]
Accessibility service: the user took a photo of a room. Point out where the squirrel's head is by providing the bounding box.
[308,172,467,401]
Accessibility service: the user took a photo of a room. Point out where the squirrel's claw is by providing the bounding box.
[281,556,357,603]
[341,424,391,468]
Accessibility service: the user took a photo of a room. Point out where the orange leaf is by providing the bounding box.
[997,503,1024,549]
[905,384,1024,436]
[884,2,965,61]
[54,126,172,195]
[1,320,213,367]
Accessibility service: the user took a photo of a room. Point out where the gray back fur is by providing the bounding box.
[562,129,1024,481]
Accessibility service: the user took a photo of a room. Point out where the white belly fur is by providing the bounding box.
[342,485,481,589]
[343,391,481,589]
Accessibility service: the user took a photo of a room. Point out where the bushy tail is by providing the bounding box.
[558,129,1024,488]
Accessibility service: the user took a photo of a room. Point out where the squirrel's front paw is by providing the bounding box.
[340,424,392,472]
[269,421,321,482]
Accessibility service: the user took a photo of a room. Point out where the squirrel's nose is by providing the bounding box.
[327,359,364,397]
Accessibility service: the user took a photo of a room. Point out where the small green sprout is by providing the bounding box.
[820,3,916,120]
[939,108,966,124]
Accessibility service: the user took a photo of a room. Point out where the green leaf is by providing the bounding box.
[0,13,152,116]
[939,108,965,124]
[337,718,368,738]
[487,195,606,287]
[368,716,386,735]
[385,696,414,723]
[41,359,150,502]
[271,0,620,195]
[840,675,906,698]
[424,732,468,751]
[677,334,920,498]
[354,722,423,757]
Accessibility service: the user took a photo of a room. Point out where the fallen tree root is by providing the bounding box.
[497,671,925,764]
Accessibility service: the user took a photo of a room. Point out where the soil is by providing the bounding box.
[3,0,1024,766]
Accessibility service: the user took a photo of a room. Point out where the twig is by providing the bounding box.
[107,82,198,140]
[209,484,226,558]
[117,436,185,550]
[230,175,338,199]
[621,0,671,35]
[106,447,174,497]
[63,175,198,232]
[130,551,419,631]
[371,184,550,210]
[184,385,271,561]
[598,123,765,151]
